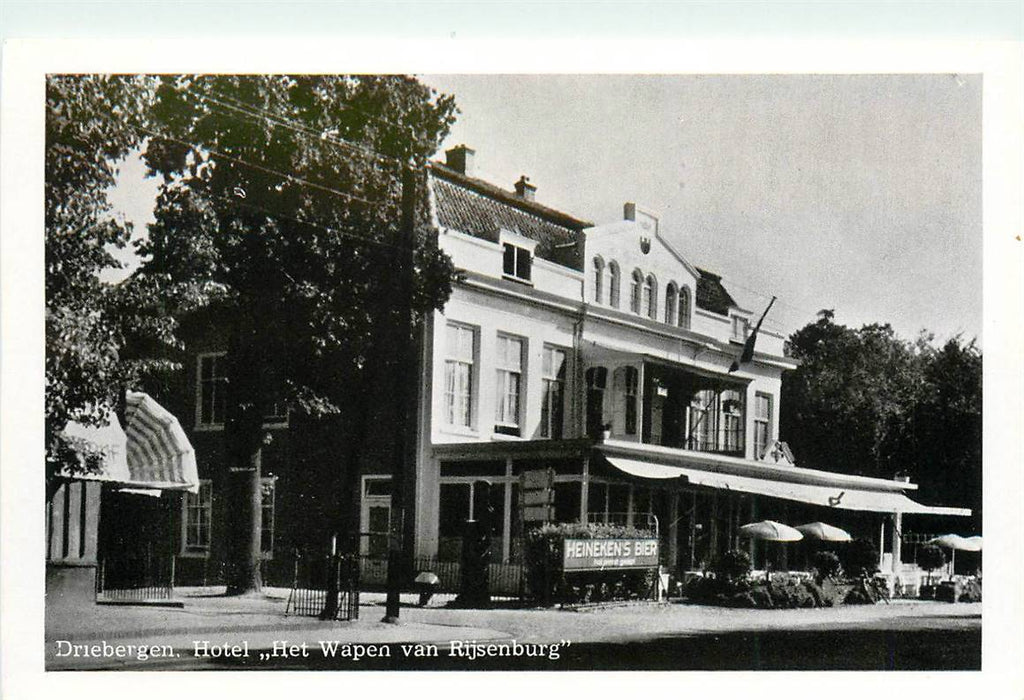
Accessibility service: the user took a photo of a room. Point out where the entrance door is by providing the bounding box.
[360,495,392,560]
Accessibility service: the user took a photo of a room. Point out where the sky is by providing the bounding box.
[419,74,983,344]
[108,73,983,345]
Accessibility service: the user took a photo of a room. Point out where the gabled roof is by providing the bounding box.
[694,267,738,315]
[429,162,591,272]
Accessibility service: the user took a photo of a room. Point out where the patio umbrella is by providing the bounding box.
[738,521,803,579]
[738,520,804,542]
[928,534,974,577]
[960,536,983,552]
[794,522,852,542]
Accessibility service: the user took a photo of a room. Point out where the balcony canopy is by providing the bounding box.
[599,451,970,517]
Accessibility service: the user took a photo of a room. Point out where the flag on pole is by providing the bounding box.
[729,296,776,373]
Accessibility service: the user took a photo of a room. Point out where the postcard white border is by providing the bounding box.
[2,36,1022,700]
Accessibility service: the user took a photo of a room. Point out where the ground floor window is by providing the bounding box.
[438,480,505,563]
[182,480,213,555]
[260,477,276,558]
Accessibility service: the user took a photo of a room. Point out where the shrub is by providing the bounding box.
[958,578,982,603]
[810,551,842,582]
[713,549,752,581]
[843,577,887,605]
[917,544,947,585]
[685,577,831,609]
[840,538,880,579]
[523,522,656,606]
[934,580,960,603]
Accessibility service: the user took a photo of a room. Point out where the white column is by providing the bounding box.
[879,519,886,570]
[890,512,903,577]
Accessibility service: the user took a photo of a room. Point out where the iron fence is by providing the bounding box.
[95,549,174,602]
[284,552,359,620]
[357,555,525,601]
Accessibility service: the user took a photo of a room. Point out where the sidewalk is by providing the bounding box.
[45,586,981,670]
[46,587,509,670]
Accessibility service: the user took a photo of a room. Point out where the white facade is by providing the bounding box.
[406,148,968,578]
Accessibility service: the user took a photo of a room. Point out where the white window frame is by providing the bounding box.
[181,479,213,557]
[499,230,537,285]
[540,345,567,439]
[443,322,477,430]
[665,282,678,325]
[196,352,228,431]
[195,352,289,431]
[624,366,639,435]
[494,333,525,435]
[592,256,605,304]
[678,286,692,329]
[720,389,744,453]
[754,392,773,459]
[608,261,621,308]
[731,314,751,343]
[259,476,276,559]
[630,269,643,314]
[643,274,658,319]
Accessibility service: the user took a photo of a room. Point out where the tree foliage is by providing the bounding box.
[141,75,458,416]
[917,544,947,583]
[45,75,180,481]
[140,75,460,592]
[781,311,982,531]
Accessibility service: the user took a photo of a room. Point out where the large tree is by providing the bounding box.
[781,311,982,532]
[141,75,458,593]
[45,75,179,487]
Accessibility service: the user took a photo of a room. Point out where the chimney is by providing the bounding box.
[514,175,537,202]
[445,144,475,176]
[623,202,659,235]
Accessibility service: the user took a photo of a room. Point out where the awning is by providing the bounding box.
[60,391,199,493]
[603,455,971,517]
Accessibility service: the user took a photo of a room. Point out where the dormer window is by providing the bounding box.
[731,315,750,342]
[500,230,536,284]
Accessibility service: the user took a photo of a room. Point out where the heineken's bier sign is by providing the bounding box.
[562,537,659,571]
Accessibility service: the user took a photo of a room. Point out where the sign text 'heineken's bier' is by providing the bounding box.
[562,538,659,571]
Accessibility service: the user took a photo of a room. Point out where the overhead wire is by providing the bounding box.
[203,81,418,150]
[133,85,823,337]
[197,86,406,169]
[133,122,389,209]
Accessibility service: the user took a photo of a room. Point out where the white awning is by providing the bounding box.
[603,455,971,516]
[60,391,199,493]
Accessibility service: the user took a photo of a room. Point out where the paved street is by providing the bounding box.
[45,587,980,671]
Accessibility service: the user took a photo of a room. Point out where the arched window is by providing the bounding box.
[678,285,691,329]
[592,256,605,304]
[630,269,643,314]
[608,262,621,308]
[665,282,678,325]
[643,274,657,319]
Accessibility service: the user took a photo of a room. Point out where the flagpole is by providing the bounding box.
[729,296,776,373]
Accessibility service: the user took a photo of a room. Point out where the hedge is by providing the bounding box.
[523,522,657,606]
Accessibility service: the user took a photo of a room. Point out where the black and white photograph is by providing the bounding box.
[1,15,1022,698]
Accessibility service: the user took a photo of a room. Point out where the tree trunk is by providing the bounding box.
[224,323,265,596]
[225,445,263,594]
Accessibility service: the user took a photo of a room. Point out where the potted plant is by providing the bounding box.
[917,544,946,600]
[599,423,613,441]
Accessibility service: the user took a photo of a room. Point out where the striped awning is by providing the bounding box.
[60,391,198,493]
